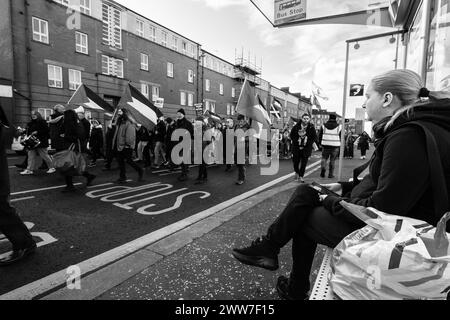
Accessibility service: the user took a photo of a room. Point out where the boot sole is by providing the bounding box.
[232,251,278,271]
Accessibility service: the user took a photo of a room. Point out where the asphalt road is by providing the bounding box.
[0,153,324,296]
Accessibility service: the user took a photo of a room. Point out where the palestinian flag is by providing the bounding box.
[68,84,115,114]
[119,84,163,129]
[270,104,281,120]
[236,79,271,127]
[204,110,222,124]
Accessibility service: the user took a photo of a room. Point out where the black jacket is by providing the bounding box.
[89,125,104,151]
[290,122,317,157]
[0,105,10,198]
[176,117,194,140]
[27,118,50,149]
[323,100,450,230]
[137,126,151,142]
[154,121,167,143]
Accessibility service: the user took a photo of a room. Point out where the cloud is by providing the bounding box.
[190,0,245,10]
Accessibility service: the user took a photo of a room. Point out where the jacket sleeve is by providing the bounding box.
[318,127,323,145]
[323,127,430,217]
[125,124,136,148]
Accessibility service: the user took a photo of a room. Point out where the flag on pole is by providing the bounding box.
[312,81,329,100]
[270,104,281,120]
[68,84,115,114]
[310,94,322,110]
[236,79,272,127]
[272,98,283,111]
[119,84,164,129]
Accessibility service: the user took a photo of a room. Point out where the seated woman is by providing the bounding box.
[232,69,450,300]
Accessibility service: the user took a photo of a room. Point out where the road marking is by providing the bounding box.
[10,196,35,203]
[0,161,321,300]
[11,184,84,196]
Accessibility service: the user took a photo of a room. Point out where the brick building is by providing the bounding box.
[0,0,311,130]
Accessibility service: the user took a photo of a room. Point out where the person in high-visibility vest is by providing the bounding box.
[318,114,342,179]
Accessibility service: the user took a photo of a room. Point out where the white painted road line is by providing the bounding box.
[10,196,35,203]
[11,183,84,196]
[0,161,321,300]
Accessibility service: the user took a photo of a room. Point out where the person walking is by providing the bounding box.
[235,115,250,186]
[20,111,56,175]
[0,104,37,266]
[153,117,167,169]
[223,118,234,172]
[290,113,317,183]
[88,119,104,167]
[231,69,450,300]
[165,118,176,170]
[136,123,150,164]
[60,109,96,193]
[113,109,144,184]
[318,114,342,179]
[102,120,117,171]
[356,131,371,160]
[175,109,194,182]
[48,104,66,153]
[344,128,356,159]
[194,116,213,185]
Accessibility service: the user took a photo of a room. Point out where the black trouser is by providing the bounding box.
[90,147,103,163]
[361,147,368,157]
[266,185,363,296]
[197,162,207,180]
[117,148,142,180]
[292,148,310,177]
[237,164,246,181]
[142,142,152,166]
[321,146,340,175]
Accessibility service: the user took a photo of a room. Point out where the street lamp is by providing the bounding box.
[337,30,405,181]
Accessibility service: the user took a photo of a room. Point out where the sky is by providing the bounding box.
[115,0,403,118]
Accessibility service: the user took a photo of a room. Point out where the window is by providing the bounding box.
[205,100,210,111]
[205,79,210,92]
[182,41,187,55]
[167,62,174,78]
[79,0,91,15]
[53,0,69,5]
[227,104,231,116]
[215,61,220,72]
[172,36,178,51]
[219,83,224,95]
[149,25,156,42]
[141,83,149,99]
[210,102,216,113]
[188,70,194,83]
[232,87,236,98]
[152,86,160,99]
[32,17,49,44]
[141,53,149,71]
[48,65,63,88]
[38,108,53,121]
[188,93,194,107]
[75,32,88,54]
[180,92,186,106]
[189,44,195,58]
[102,3,122,49]
[68,69,82,90]
[161,31,168,46]
[102,55,124,78]
[231,105,235,116]
[136,19,144,37]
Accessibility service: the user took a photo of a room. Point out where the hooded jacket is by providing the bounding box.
[323,99,450,230]
[49,112,65,151]
[89,124,104,151]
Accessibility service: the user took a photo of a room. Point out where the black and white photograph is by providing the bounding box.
[0,0,449,313]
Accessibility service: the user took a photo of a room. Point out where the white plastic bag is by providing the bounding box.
[330,201,450,300]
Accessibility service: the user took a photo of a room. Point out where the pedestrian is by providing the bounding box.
[344,128,356,159]
[136,123,150,164]
[60,109,96,193]
[165,117,176,170]
[75,106,91,152]
[175,108,193,182]
[290,113,317,183]
[48,104,66,152]
[232,69,450,300]
[356,131,371,160]
[88,119,104,167]
[0,103,37,266]
[223,118,234,172]
[153,116,167,169]
[235,115,250,186]
[20,111,56,175]
[194,116,212,185]
[318,114,342,179]
[113,109,144,184]
[102,119,117,171]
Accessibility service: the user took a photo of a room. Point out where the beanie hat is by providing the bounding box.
[237,114,245,121]
[166,117,173,124]
[177,108,185,116]
[329,114,337,120]
[74,106,85,114]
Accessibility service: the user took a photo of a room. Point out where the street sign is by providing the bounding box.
[154,97,164,109]
[350,84,365,97]
[194,103,203,117]
[0,85,13,98]
[274,0,307,26]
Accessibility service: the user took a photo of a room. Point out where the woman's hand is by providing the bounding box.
[321,183,343,196]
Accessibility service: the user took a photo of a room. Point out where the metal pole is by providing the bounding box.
[338,42,350,181]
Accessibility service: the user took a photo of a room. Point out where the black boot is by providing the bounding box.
[84,173,96,186]
[232,236,279,271]
[320,169,326,178]
[276,276,308,300]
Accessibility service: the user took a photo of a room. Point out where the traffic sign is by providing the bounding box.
[274,0,307,26]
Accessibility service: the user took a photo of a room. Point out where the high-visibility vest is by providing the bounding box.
[322,125,341,147]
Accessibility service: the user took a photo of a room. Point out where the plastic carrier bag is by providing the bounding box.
[330,201,450,300]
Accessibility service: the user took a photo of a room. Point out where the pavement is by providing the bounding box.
[36,152,370,301]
